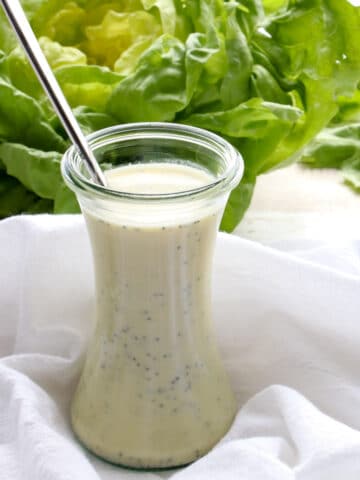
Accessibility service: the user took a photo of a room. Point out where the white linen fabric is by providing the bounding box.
[1,214,360,480]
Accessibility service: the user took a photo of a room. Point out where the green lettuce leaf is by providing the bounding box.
[107,35,187,122]
[54,182,80,213]
[0,170,51,217]
[0,78,67,151]
[343,156,360,191]
[301,124,360,169]
[332,88,360,125]
[38,37,87,69]
[55,65,123,110]
[83,9,161,69]
[0,142,63,199]
[220,3,253,108]
[248,0,360,171]
[220,170,256,233]
[141,0,176,35]
[301,123,360,192]
[5,36,87,98]
[183,98,301,139]
[31,1,86,45]
[49,105,117,137]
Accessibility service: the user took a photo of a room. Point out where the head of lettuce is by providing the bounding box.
[0,0,359,231]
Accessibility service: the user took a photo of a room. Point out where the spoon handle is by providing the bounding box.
[0,0,107,186]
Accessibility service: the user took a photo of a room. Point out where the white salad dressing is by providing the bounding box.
[71,162,236,469]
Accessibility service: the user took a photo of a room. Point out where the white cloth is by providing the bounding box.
[1,215,360,480]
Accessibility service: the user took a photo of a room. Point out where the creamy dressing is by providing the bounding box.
[105,163,212,194]
[71,162,236,469]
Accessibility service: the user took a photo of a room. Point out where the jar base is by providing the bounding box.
[71,412,236,470]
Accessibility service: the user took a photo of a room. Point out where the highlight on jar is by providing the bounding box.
[62,122,244,470]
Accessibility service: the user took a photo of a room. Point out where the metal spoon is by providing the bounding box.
[0,0,107,186]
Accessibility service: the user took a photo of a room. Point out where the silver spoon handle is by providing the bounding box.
[0,0,107,186]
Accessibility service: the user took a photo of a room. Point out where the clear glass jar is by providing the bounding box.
[62,123,243,469]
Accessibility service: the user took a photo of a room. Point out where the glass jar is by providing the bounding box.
[62,123,243,469]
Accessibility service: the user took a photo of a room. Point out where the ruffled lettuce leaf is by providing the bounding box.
[55,65,123,111]
[301,122,360,191]
[0,170,53,217]
[108,35,187,121]
[0,142,62,199]
[0,78,67,151]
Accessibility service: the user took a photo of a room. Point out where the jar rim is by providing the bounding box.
[61,122,244,202]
